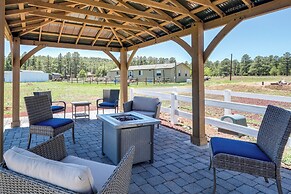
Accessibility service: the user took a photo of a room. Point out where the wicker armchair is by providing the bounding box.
[0,134,135,194]
[96,89,119,114]
[209,105,291,194]
[33,91,66,118]
[24,95,75,149]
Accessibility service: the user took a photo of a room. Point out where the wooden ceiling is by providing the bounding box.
[4,0,291,51]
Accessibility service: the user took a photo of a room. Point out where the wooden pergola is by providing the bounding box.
[1,0,291,159]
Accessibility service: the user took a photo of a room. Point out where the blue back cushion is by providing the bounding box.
[211,137,271,162]
[35,118,73,129]
[99,102,116,107]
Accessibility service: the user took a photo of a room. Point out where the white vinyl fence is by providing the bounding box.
[130,87,291,146]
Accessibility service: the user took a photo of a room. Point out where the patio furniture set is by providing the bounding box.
[1,89,291,194]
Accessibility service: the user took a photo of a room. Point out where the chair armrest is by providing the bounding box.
[96,98,103,107]
[98,146,135,194]
[155,102,162,119]
[123,101,133,112]
[52,100,66,110]
[29,134,67,161]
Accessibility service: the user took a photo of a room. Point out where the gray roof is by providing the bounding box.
[110,63,187,71]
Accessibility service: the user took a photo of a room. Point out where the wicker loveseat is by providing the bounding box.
[0,134,135,194]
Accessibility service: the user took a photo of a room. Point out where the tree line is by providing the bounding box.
[204,52,291,76]
[4,52,178,78]
[4,51,291,77]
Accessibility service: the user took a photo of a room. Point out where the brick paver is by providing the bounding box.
[3,113,291,193]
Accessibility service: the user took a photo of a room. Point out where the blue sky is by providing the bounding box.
[4,8,291,63]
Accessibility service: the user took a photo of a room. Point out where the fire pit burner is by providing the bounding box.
[112,114,141,122]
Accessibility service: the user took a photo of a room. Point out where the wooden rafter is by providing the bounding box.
[29,11,143,31]
[57,20,65,43]
[92,26,104,46]
[28,1,157,27]
[75,6,94,44]
[127,49,138,68]
[18,3,26,30]
[20,39,121,52]
[242,0,254,8]
[103,50,121,68]
[29,31,120,43]
[66,0,169,21]
[168,0,200,21]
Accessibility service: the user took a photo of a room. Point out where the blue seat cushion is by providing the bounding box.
[99,102,116,107]
[35,118,73,129]
[210,137,271,162]
[51,105,64,111]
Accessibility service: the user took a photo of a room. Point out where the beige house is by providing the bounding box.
[107,63,190,82]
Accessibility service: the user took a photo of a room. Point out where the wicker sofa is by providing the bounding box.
[0,134,135,194]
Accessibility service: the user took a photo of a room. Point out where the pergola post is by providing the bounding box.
[120,48,128,105]
[0,0,5,161]
[11,37,21,128]
[191,23,207,146]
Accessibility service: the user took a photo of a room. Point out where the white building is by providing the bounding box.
[4,70,49,83]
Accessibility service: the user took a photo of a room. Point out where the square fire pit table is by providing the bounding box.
[97,111,160,165]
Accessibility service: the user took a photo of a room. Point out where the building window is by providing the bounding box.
[116,71,119,75]
[185,71,188,76]
[156,70,162,76]
[139,70,143,75]
[178,70,181,77]
[129,71,132,76]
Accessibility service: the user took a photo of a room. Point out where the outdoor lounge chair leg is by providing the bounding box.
[27,134,32,149]
[212,168,216,194]
[276,177,283,194]
[264,177,269,183]
[209,157,212,170]
[72,126,75,144]
[103,108,104,114]
[64,110,66,118]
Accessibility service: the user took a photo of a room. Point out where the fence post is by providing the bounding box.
[224,89,231,115]
[170,92,178,125]
[129,88,134,100]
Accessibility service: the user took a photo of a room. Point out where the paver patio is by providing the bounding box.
[3,113,291,194]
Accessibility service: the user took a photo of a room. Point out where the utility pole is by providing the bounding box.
[230,54,233,81]
[174,61,177,83]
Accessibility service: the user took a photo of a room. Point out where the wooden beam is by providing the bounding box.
[120,48,128,105]
[124,0,189,16]
[172,36,193,58]
[20,45,46,66]
[29,1,157,27]
[19,19,54,36]
[11,37,21,128]
[204,18,242,62]
[242,0,254,8]
[4,19,13,42]
[92,26,104,46]
[8,17,44,27]
[127,26,194,50]
[0,0,5,162]
[75,6,94,44]
[67,0,169,21]
[103,50,121,69]
[29,11,143,31]
[58,20,65,43]
[167,0,201,21]
[18,3,26,30]
[20,39,121,52]
[29,31,120,43]
[191,22,207,146]
[127,48,137,68]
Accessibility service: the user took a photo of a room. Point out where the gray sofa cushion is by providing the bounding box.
[132,96,159,112]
